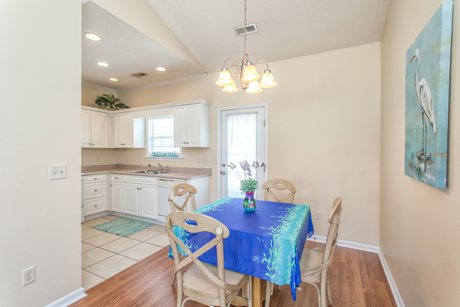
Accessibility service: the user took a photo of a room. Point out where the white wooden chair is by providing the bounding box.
[262,179,297,204]
[165,211,252,307]
[300,197,342,307]
[168,183,197,212]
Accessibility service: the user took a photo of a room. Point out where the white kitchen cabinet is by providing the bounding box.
[174,103,209,147]
[107,173,209,222]
[82,174,108,216]
[140,185,157,219]
[81,109,109,148]
[84,197,107,215]
[109,175,157,219]
[124,183,141,215]
[111,182,124,212]
[114,113,145,148]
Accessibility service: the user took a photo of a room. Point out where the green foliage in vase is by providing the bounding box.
[95,94,129,110]
[240,179,259,193]
[228,160,262,193]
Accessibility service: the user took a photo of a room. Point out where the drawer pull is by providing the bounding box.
[94,189,98,192]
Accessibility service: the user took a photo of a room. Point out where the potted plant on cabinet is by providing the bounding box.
[95,94,129,110]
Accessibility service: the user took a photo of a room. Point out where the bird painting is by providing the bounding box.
[404,0,453,189]
[409,48,437,175]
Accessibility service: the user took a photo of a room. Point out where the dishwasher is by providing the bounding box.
[156,178,186,219]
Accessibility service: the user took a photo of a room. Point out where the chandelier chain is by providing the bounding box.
[243,0,247,56]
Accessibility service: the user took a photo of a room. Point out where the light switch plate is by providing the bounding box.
[49,164,67,180]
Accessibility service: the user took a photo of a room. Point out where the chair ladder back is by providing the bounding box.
[262,179,297,204]
[168,183,197,212]
[323,197,342,265]
[165,212,238,293]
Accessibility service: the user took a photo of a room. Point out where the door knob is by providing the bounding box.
[220,170,226,175]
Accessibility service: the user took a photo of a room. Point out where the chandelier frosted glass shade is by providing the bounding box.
[216,68,233,87]
[222,80,240,93]
[260,69,277,89]
[245,81,263,94]
[241,63,261,83]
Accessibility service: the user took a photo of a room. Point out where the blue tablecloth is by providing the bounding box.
[172,198,314,300]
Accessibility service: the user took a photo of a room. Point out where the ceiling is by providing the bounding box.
[82,2,205,89]
[82,0,390,89]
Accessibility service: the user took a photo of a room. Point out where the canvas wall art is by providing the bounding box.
[405,0,453,189]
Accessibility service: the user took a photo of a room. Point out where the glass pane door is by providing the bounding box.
[220,107,267,198]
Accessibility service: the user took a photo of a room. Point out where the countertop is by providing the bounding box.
[81,164,211,180]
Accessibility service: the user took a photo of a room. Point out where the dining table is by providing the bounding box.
[173,197,314,307]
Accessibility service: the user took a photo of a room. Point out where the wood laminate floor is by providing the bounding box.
[72,243,396,307]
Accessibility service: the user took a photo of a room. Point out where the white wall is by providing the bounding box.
[0,1,82,306]
[117,42,382,245]
[381,0,460,306]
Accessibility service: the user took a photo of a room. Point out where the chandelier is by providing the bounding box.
[215,0,277,94]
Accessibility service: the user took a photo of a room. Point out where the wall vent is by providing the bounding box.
[235,24,258,36]
[131,72,148,78]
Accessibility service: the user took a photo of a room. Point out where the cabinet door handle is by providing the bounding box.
[94,189,98,192]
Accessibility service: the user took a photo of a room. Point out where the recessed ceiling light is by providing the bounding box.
[84,33,101,41]
[156,66,166,72]
[109,78,118,82]
[97,61,108,67]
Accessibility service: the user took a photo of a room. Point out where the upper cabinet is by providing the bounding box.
[81,109,109,148]
[113,113,145,148]
[174,103,209,147]
[82,100,208,149]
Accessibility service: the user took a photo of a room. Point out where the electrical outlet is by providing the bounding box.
[22,266,35,286]
[315,210,321,220]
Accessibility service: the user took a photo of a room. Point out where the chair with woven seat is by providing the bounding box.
[165,211,252,307]
[168,183,197,212]
[300,197,342,307]
[262,179,297,204]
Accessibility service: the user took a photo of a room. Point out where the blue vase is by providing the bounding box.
[243,191,256,213]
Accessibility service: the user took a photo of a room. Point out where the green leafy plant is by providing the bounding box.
[240,179,259,193]
[95,94,129,110]
[228,160,261,193]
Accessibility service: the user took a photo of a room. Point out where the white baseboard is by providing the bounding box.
[308,235,380,253]
[307,235,405,307]
[378,248,405,307]
[45,287,86,307]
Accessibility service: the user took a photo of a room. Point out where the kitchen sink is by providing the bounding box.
[132,170,171,175]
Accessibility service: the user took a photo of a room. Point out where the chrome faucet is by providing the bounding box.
[148,162,170,173]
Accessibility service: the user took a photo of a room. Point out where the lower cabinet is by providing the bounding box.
[124,183,141,215]
[84,197,107,215]
[107,174,210,222]
[111,182,124,212]
[109,175,157,219]
[82,174,108,217]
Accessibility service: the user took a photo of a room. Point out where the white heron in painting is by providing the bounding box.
[409,48,437,174]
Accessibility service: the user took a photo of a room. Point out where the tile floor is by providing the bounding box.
[81,215,167,290]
